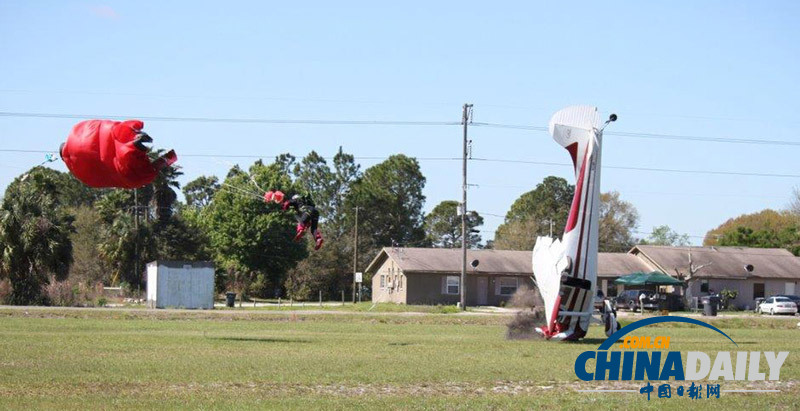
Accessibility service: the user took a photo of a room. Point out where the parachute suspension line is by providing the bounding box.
[202,156,269,196]
[248,174,267,194]
[219,183,264,200]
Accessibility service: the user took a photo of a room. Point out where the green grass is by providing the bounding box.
[217,301,468,314]
[0,307,798,410]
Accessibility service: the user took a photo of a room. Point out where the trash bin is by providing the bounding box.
[701,296,718,316]
[225,292,237,308]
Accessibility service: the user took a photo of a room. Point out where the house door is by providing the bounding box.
[786,282,796,295]
[753,283,765,299]
[476,277,488,305]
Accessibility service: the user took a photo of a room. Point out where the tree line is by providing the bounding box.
[2,148,798,305]
[0,150,478,304]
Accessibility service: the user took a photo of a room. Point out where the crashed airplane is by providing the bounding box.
[532,105,618,341]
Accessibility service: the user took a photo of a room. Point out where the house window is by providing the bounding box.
[380,275,385,288]
[700,280,710,293]
[444,276,460,295]
[496,277,518,296]
[398,275,404,290]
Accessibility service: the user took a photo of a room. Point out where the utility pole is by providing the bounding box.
[460,103,473,310]
[134,188,140,288]
[352,206,359,303]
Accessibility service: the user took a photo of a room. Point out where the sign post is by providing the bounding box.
[355,272,363,302]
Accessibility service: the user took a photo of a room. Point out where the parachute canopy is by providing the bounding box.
[60,119,176,189]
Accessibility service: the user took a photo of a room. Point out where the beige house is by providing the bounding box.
[366,248,534,306]
[366,245,800,308]
[631,245,800,309]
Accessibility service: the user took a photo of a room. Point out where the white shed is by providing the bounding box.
[146,261,215,309]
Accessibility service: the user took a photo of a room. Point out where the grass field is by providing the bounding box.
[215,301,465,314]
[0,307,798,410]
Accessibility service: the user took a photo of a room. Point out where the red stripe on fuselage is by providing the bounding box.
[564,143,589,233]
[575,151,594,281]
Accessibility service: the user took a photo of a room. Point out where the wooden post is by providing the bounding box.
[319,290,322,307]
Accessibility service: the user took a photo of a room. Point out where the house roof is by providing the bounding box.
[632,245,800,280]
[365,247,533,276]
[597,253,654,278]
[366,249,655,278]
[364,245,800,281]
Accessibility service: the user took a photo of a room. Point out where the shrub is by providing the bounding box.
[720,288,739,309]
[44,276,77,307]
[43,276,103,307]
[119,282,137,298]
[0,279,13,304]
[436,305,461,314]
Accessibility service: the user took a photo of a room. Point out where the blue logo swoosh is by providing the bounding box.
[598,316,738,350]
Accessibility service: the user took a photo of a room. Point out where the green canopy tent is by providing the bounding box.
[613,271,683,287]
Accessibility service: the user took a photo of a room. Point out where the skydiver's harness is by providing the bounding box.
[284,196,314,214]
[284,196,320,230]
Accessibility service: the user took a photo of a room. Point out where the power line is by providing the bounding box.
[0,88,463,108]
[3,110,800,147]
[0,111,459,127]
[8,89,797,126]
[475,217,721,241]
[472,122,800,147]
[469,157,800,179]
[4,148,800,179]
[471,185,791,200]
[0,149,54,154]
[476,212,506,218]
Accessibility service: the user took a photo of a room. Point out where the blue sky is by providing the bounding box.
[1,1,799,245]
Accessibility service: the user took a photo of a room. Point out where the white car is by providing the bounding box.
[759,296,798,315]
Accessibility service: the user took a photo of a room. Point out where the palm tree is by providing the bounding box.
[0,169,73,304]
[148,149,183,223]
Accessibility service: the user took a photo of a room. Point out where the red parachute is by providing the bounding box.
[60,119,177,189]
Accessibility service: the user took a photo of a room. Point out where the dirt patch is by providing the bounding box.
[505,309,545,340]
[3,380,796,399]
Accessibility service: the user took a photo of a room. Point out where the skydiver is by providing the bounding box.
[264,190,324,250]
